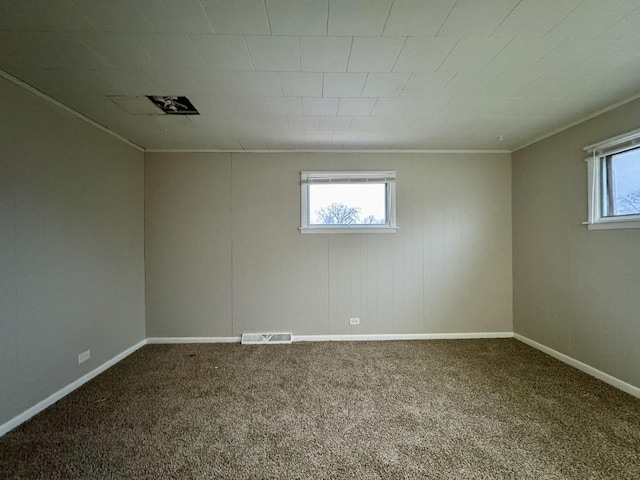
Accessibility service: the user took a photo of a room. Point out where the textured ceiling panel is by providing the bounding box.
[0,0,639,151]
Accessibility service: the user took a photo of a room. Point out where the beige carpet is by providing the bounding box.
[1,339,639,479]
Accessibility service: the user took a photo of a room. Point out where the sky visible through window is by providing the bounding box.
[309,184,386,225]
[609,148,640,216]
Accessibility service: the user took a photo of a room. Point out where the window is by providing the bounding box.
[300,171,397,233]
[585,129,640,230]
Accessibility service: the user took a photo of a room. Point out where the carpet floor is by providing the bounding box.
[1,339,639,479]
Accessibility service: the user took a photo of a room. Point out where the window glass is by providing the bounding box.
[602,148,640,217]
[309,184,387,225]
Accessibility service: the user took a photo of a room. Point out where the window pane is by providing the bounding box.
[603,147,640,217]
[309,184,387,225]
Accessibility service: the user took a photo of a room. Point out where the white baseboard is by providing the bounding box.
[294,332,514,342]
[146,337,241,344]
[146,332,513,344]
[0,339,147,438]
[514,334,640,399]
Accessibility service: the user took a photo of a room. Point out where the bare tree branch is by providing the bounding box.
[315,203,361,224]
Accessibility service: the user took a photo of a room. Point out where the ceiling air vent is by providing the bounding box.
[146,96,199,115]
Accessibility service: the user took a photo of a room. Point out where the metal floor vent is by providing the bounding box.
[241,333,292,345]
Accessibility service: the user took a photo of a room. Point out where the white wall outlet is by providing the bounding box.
[349,317,360,326]
[78,350,91,365]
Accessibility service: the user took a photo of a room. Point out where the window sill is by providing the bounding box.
[583,218,640,230]
[300,226,399,234]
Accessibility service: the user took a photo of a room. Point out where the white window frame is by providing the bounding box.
[584,128,640,230]
[300,171,398,234]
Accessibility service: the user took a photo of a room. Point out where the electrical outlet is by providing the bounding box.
[349,317,360,326]
[78,350,91,365]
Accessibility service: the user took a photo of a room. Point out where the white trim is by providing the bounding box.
[145,149,512,154]
[583,147,640,230]
[300,226,399,234]
[146,333,514,344]
[584,127,640,153]
[514,334,640,399]
[300,170,397,233]
[293,332,514,342]
[0,339,147,438]
[0,69,144,152]
[514,90,640,152]
[586,220,640,230]
[146,337,242,344]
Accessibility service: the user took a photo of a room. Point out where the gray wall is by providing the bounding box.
[513,98,640,388]
[0,76,146,426]
[145,152,513,337]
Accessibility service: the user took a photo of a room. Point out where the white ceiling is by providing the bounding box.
[1,0,640,151]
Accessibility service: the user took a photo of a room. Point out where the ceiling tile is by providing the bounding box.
[99,69,158,95]
[189,35,254,70]
[337,98,377,116]
[486,35,566,74]
[547,0,640,37]
[550,0,640,36]
[331,131,357,143]
[300,36,352,72]
[320,115,353,130]
[532,35,620,76]
[371,98,413,116]
[303,97,339,115]
[492,0,584,37]
[322,73,367,97]
[349,116,385,131]
[438,37,511,72]
[5,67,112,99]
[200,0,270,34]
[0,0,95,32]
[400,72,455,97]
[72,0,156,32]
[445,96,571,118]
[80,33,155,69]
[403,97,452,116]
[200,71,283,96]
[137,34,205,70]
[197,96,269,117]
[288,115,320,130]
[347,37,405,72]
[563,61,640,107]
[605,6,640,38]
[265,96,303,115]
[381,115,417,131]
[362,72,411,97]
[108,95,165,115]
[393,37,457,72]
[266,0,329,35]
[0,32,110,69]
[328,0,393,36]
[142,69,202,95]
[383,0,456,36]
[280,72,323,97]
[580,37,640,73]
[439,69,540,97]
[245,35,300,71]
[137,0,214,34]
[437,0,519,37]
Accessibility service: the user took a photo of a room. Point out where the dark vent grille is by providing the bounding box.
[147,96,199,115]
